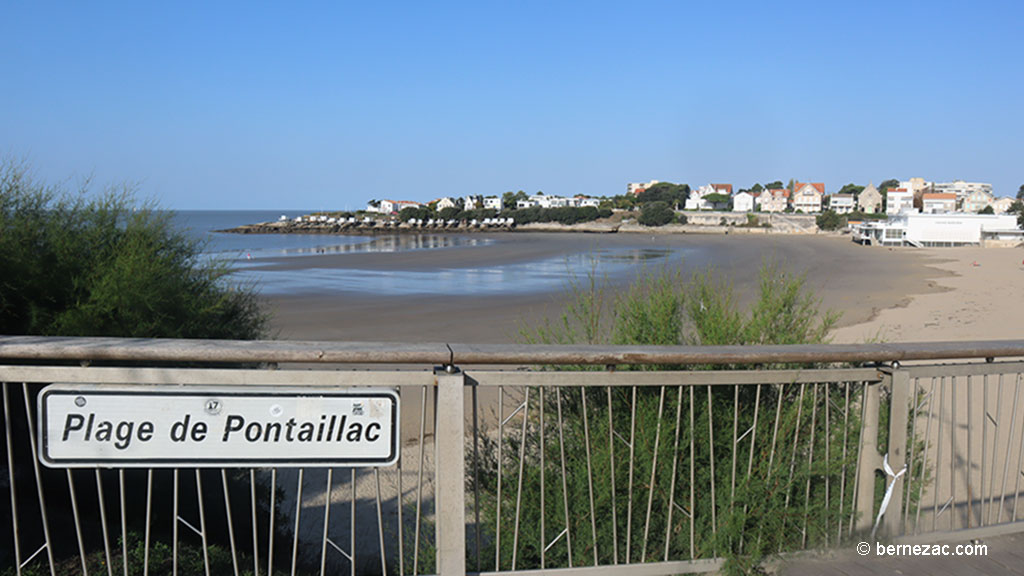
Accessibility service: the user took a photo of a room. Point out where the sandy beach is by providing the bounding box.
[262,233,945,344]
[831,245,1024,343]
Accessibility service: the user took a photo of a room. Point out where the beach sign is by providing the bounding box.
[38,384,399,468]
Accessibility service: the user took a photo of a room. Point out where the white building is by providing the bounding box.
[853,213,1018,247]
[886,189,915,214]
[463,196,480,210]
[628,180,660,196]
[828,194,856,214]
[900,178,933,197]
[483,196,504,211]
[576,196,601,208]
[921,193,956,214]
[436,197,457,210]
[933,180,992,203]
[685,183,731,211]
[732,191,755,212]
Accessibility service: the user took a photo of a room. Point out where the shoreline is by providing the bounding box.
[260,234,945,344]
[219,212,824,236]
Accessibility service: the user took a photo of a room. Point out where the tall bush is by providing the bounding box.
[473,265,864,573]
[0,160,268,339]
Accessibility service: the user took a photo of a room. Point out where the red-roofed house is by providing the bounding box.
[758,189,790,213]
[793,182,825,213]
[922,193,957,214]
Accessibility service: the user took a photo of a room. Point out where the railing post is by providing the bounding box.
[855,379,882,534]
[434,368,466,576]
[882,368,910,537]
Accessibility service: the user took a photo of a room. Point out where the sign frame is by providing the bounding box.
[38,384,400,468]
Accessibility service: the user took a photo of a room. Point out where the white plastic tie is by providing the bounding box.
[871,453,907,539]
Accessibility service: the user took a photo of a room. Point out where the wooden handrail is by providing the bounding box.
[2,336,1023,366]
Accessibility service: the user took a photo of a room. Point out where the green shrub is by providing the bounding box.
[637,201,675,227]
[815,210,846,231]
[475,265,862,572]
[0,160,267,339]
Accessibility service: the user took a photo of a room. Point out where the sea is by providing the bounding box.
[172,210,684,297]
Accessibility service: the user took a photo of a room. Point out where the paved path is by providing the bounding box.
[780,532,1024,575]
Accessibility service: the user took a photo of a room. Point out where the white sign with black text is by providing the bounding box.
[38,384,399,468]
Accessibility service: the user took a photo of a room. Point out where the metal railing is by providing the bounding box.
[2,336,1024,576]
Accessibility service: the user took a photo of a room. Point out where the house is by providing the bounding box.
[759,189,790,213]
[463,196,480,210]
[732,191,755,212]
[483,196,504,211]
[858,183,883,214]
[792,182,825,213]
[628,180,660,196]
[933,180,992,204]
[828,194,856,214]
[685,183,732,210]
[962,189,995,213]
[886,189,915,214]
[436,197,457,210]
[392,200,423,213]
[992,197,1016,214]
[921,193,957,214]
[576,195,601,208]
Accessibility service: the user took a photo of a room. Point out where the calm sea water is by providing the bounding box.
[172,210,683,296]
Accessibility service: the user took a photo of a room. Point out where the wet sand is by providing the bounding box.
[262,233,943,344]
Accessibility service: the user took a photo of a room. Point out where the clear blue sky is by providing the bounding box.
[2,1,1022,209]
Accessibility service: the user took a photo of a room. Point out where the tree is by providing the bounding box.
[837,183,865,196]
[763,180,784,190]
[1008,200,1024,228]
[978,205,995,215]
[1017,184,1024,201]
[636,182,689,208]
[0,161,267,339]
[637,201,675,226]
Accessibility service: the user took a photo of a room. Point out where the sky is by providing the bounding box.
[2,1,1022,209]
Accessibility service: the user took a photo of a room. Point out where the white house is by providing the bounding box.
[436,197,457,210]
[483,196,504,211]
[886,189,915,214]
[792,182,824,213]
[828,194,856,214]
[732,191,755,212]
[576,196,601,208]
[921,193,956,214]
[685,183,732,211]
[463,196,480,210]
